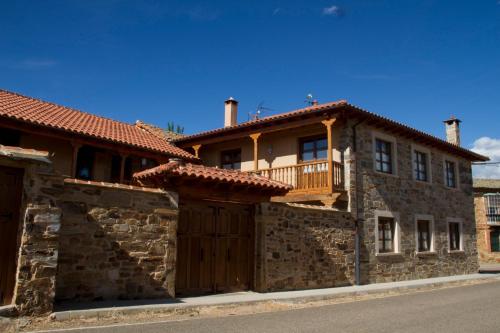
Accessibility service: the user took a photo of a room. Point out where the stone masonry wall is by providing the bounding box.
[474,194,500,264]
[255,203,355,291]
[351,121,479,284]
[54,180,178,303]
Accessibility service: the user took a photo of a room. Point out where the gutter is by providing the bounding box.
[351,119,364,286]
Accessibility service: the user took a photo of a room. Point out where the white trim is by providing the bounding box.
[414,214,435,253]
[446,217,464,252]
[411,144,432,183]
[374,210,401,254]
[443,156,460,190]
[372,131,398,177]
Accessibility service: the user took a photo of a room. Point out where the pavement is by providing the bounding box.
[52,273,499,321]
[28,277,500,333]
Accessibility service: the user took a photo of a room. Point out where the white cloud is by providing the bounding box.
[322,5,343,16]
[471,137,500,179]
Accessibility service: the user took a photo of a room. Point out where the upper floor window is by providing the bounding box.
[375,139,393,174]
[76,146,95,180]
[445,160,457,188]
[484,194,500,224]
[414,150,429,182]
[221,149,241,170]
[299,136,327,162]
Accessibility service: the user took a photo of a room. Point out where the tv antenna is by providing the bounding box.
[248,101,274,121]
[305,93,315,106]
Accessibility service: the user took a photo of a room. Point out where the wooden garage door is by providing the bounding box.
[176,201,254,296]
[0,166,24,305]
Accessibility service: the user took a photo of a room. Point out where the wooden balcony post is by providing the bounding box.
[321,118,337,192]
[70,141,82,178]
[119,154,128,184]
[250,133,262,171]
[192,144,202,158]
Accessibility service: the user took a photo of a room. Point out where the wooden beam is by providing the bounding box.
[321,118,337,193]
[192,144,202,158]
[70,141,82,178]
[249,133,262,171]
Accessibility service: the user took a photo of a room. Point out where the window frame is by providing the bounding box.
[298,135,328,163]
[414,214,435,253]
[490,230,500,252]
[220,148,242,170]
[411,144,432,183]
[443,157,459,189]
[375,210,400,255]
[484,193,500,224]
[447,218,464,252]
[372,131,398,176]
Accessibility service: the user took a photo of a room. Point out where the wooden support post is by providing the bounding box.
[321,118,336,192]
[250,133,262,172]
[119,154,128,184]
[70,141,81,178]
[192,144,202,158]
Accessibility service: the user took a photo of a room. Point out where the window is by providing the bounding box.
[75,146,95,180]
[491,230,500,252]
[484,194,500,224]
[375,139,393,174]
[448,222,461,251]
[299,136,327,162]
[378,217,396,253]
[221,149,241,170]
[445,160,457,188]
[417,220,432,252]
[414,150,428,182]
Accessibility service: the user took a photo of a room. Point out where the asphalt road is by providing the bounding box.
[36,281,500,333]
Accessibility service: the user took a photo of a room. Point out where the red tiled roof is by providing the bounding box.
[175,100,488,162]
[0,89,196,160]
[135,120,186,141]
[133,161,292,192]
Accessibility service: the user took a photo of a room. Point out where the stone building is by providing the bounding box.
[473,179,500,264]
[0,89,489,316]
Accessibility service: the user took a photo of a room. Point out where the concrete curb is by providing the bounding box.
[52,273,500,321]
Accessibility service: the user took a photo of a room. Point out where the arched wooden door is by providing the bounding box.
[176,201,254,296]
[0,166,24,305]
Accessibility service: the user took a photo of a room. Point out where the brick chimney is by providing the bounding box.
[224,97,238,127]
[443,116,462,146]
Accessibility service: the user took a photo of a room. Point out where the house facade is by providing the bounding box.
[0,89,489,316]
[473,179,500,264]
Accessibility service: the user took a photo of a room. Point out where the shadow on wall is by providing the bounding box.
[54,190,177,305]
[257,203,356,292]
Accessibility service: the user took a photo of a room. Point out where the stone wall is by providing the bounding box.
[474,194,500,264]
[255,203,355,291]
[350,121,479,283]
[54,180,178,303]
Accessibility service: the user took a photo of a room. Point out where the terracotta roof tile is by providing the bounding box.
[135,120,186,141]
[0,89,196,160]
[473,178,500,190]
[133,161,292,192]
[175,100,488,162]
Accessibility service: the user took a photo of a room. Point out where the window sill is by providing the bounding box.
[375,252,403,257]
[448,250,465,255]
[416,251,437,257]
[414,179,433,185]
[373,170,399,178]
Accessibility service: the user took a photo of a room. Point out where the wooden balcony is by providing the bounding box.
[259,160,344,193]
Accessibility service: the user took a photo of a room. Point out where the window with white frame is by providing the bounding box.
[448,220,462,251]
[413,148,431,182]
[415,215,434,252]
[484,194,500,224]
[376,211,400,254]
[444,160,458,188]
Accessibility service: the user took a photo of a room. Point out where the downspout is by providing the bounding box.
[352,119,364,286]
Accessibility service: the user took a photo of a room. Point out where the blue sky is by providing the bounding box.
[1,1,500,175]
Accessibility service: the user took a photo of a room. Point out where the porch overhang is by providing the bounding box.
[133,161,292,204]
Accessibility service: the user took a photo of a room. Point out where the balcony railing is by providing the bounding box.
[259,160,344,192]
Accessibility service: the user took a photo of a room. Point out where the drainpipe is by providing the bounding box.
[352,119,364,286]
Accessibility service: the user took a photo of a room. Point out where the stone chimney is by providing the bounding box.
[224,97,238,127]
[443,116,462,146]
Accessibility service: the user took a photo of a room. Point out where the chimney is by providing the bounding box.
[443,116,462,146]
[224,97,238,127]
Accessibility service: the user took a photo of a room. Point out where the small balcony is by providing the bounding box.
[259,160,344,194]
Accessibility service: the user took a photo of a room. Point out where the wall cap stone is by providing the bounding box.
[64,178,167,194]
